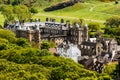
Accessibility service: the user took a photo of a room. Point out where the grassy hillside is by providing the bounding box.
[34,1,120,21]
[22,0,65,8]
[0,0,120,26]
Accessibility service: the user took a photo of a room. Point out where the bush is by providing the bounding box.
[0,43,8,50]
[105,16,120,28]
[88,22,100,32]
[41,41,50,50]
[16,38,30,48]
[29,7,38,14]
[0,29,16,43]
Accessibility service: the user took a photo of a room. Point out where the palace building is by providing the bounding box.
[6,18,88,45]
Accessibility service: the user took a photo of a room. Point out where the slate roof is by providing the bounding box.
[81,41,96,46]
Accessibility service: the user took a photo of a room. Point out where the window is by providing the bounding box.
[81,45,83,48]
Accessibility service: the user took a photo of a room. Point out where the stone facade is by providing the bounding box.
[80,41,102,56]
[7,19,88,45]
[119,57,120,79]
[15,30,41,43]
[79,36,118,57]
[7,19,118,59]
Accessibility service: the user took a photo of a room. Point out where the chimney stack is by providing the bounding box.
[46,18,49,22]
[61,19,64,23]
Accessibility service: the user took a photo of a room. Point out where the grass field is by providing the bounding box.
[0,0,120,27]
[35,1,120,21]
[32,1,120,28]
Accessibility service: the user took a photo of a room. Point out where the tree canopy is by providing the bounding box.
[88,22,100,32]
[0,29,116,80]
[105,16,120,28]
[0,5,32,23]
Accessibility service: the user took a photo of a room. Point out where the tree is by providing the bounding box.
[16,38,30,48]
[0,5,15,22]
[0,0,3,4]
[40,41,50,50]
[0,29,16,43]
[88,22,100,32]
[49,40,56,48]
[12,0,21,5]
[103,62,118,79]
[0,43,8,50]
[29,7,38,14]
[13,5,32,22]
[72,19,84,27]
[105,16,120,28]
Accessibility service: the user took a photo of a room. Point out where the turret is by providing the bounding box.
[66,20,70,28]
[83,24,88,41]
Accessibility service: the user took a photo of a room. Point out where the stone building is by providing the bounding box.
[80,41,102,56]
[79,36,118,57]
[117,57,120,80]
[6,19,88,45]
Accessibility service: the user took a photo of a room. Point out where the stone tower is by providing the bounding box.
[69,23,88,45]
[83,24,88,42]
[34,30,41,43]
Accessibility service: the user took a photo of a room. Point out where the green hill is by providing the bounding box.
[0,0,119,26]
[22,0,65,8]
[34,0,120,22]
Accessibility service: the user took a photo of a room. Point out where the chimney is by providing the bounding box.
[66,20,70,27]
[51,18,55,22]
[46,18,49,22]
[61,19,64,23]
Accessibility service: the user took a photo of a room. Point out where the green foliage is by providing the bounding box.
[0,5,15,22]
[0,59,49,80]
[103,63,118,79]
[39,49,52,56]
[105,16,120,28]
[0,38,9,44]
[49,40,56,48]
[88,22,100,32]
[12,0,21,6]
[41,41,50,50]
[40,40,55,49]
[16,38,30,48]
[0,29,16,43]
[0,43,8,50]
[0,29,116,80]
[0,5,32,23]
[13,5,32,22]
[104,27,120,44]
[29,7,38,14]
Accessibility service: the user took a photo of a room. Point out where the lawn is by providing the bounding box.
[0,0,120,27]
[31,1,120,30]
